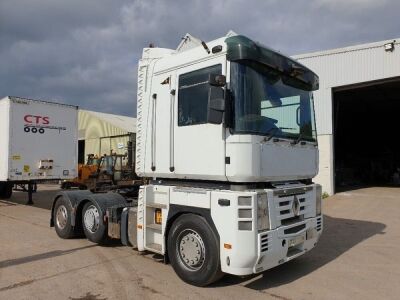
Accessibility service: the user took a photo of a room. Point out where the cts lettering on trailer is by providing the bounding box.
[24,115,50,125]
[23,114,67,134]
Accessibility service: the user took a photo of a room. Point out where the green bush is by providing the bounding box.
[322,192,330,199]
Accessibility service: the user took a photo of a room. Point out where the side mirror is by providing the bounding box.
[209,74,226,87]
[207,86,225,124]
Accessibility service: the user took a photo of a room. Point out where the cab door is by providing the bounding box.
[173,58,227,181]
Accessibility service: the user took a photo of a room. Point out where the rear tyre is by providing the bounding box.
[61,182,71,190]
[82,201,108,244]
[168,214,223,286]
[54,196,75,239]
[0,183,13,199]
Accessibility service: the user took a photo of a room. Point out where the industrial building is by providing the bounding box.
[294,38,400,195]
[78,109,136,165]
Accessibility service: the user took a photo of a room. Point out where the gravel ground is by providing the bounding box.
[0,185,399,300]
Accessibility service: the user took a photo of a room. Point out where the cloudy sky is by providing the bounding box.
[1,0,399,117]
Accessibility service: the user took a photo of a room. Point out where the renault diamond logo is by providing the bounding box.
[292,195,300,216]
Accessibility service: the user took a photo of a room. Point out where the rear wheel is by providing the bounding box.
[168,214,223,286]
[54,196,75,238]
[61,181,71,190]
[0,183,13,199]
[82,202,108,244]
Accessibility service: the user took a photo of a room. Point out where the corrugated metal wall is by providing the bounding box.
[294,39,400,135]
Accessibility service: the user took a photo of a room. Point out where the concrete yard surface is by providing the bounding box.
[0,185,399,300]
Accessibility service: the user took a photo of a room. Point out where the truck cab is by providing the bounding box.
[136,33,319,183]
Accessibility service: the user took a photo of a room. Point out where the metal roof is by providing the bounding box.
[80,109,136,133]
[2,96,78,109]
[293,38,399,60]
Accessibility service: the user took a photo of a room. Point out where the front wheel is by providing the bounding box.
[82,202,108,244]
[168,214,223,286]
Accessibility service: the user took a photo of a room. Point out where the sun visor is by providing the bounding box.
[225,35,319,91]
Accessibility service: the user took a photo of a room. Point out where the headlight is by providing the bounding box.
[257,194,269,231]
[316,184,322,215]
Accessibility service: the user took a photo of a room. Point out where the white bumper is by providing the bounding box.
[221,216,323,276]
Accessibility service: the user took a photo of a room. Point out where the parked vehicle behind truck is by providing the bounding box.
[50,32,323,286]
[0,96,78,202]
[61,152,136,192]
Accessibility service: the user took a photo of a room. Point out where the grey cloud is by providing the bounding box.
[1,0,399,117]
[0,0,127,44]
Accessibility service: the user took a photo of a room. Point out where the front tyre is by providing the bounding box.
[82,202,108,244]
[168,214,223,286]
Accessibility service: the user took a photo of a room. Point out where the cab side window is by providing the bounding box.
[178,64,222,126]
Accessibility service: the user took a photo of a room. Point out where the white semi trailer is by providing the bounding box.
[50,33,323,286]
[0,96,78,203]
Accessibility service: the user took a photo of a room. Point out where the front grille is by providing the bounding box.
[279,200,290,207]
[281,216,303,226]
[260,232,269,253]
[284,224,306,234]
[316,216,322,231]
[273,188,313,226]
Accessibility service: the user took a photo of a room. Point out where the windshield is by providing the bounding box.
[230,61,317,142]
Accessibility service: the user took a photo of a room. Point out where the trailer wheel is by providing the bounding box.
[0,183,13,199]
[54,196,75,239]
[61,182,71,190]
[168,214,223,286]
[82,202,108,244]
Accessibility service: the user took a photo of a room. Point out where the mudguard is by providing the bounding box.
[50,190,127,227]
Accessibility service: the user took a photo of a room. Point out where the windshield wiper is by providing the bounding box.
[291,133,304,145]
[264,127,280,141]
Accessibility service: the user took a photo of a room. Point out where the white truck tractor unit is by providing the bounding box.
[50,32,323,286]
[0,96,78,202]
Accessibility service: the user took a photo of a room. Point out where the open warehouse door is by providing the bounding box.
[333,77,400,191]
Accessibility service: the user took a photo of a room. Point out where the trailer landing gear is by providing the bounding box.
[11,182,37,205]
[27,182,34,205]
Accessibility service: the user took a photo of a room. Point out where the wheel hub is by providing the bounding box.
[56,205,68,229]
[84,205,100,233]
[178,230,205,271]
